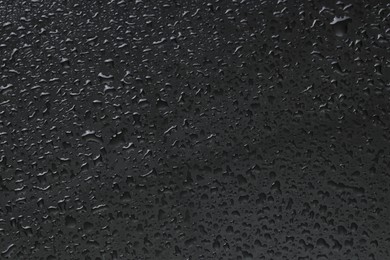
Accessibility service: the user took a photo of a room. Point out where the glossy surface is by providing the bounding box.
[0,0,389,259]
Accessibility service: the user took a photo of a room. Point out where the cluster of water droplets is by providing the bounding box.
[0,0,389,259]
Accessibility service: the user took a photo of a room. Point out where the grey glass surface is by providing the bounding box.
[0,0,389,259]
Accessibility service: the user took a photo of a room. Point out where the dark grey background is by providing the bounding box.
[0,0,389,259]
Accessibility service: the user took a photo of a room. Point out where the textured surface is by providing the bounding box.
[0,0,390,259]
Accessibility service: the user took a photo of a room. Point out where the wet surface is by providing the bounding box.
[0,0,390,259]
